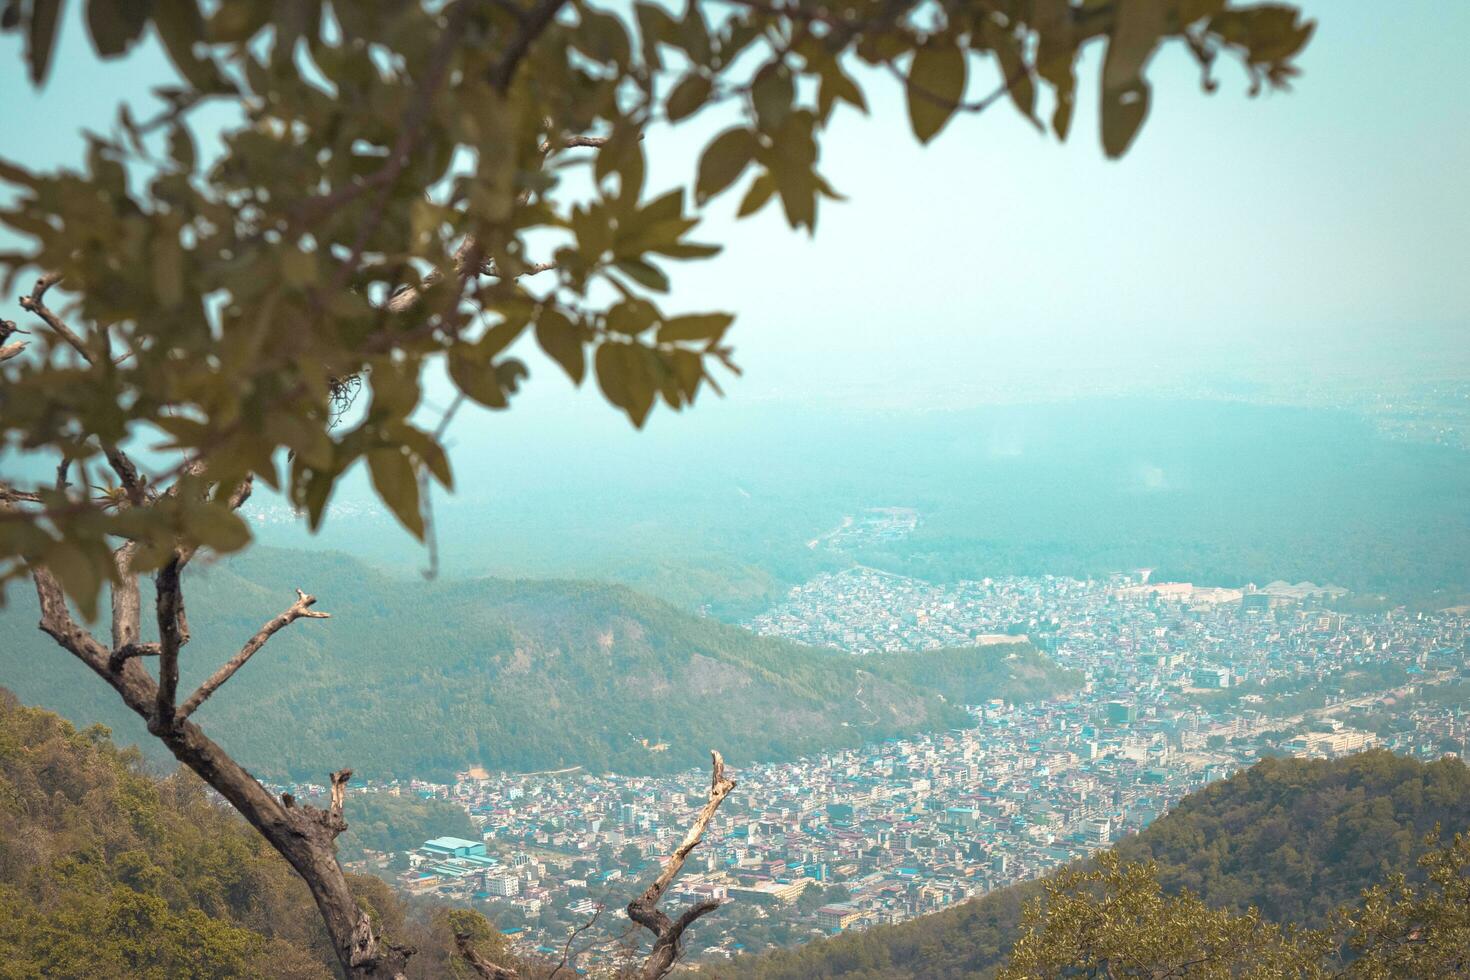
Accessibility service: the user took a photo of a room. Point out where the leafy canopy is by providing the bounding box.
[0,0,1313,616]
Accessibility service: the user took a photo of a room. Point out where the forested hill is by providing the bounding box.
[0,690,516,979]
[0,547,1075,780]
[731,750,1470,980]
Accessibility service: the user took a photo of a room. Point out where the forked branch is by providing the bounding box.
[626,750,738,979]
[176,589,330,722]
[454,932,520,980]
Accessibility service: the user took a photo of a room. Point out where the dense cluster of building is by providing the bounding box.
[326,568,1469,969]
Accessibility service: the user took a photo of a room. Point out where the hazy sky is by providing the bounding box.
[2,0,1467,424]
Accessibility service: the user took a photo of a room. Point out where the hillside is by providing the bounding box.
[731,750,1470,979]
[0,548,1076,780]
[0,690,518,979]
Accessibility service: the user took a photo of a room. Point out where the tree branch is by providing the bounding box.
[490,0,572,91]
[18,272,90,362]
[455,931,519,980]
[627,750,737,979]
[548,904,605,980]
[104,444,149,507]
[0,317,26,363]
[32,565,111,673]
[109,540,141,653]
[176,589,329,722]
[151,554,185,731]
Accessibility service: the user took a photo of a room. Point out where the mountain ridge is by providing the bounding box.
[0,547,1076,780]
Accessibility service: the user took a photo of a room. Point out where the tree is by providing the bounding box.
[999,853,1334,979]
[0,1,1313,977]
[999,836,1470,978]
[1339,831,1470,978]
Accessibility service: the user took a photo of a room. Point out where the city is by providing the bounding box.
[295,567,1470,971]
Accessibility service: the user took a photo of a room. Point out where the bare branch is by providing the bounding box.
[110,540,141,653]
[151,555,185,731]
[0,318,25,363]
[104,444,148,507]
[225,473,255,511]
[548,904,605,980]
[0,483,42,504]
[385,237,485,314]
[627,750,737,980]
[18,272,91,362]
[455,931,519,980]
[176,589,329,721]
[538,133,610,153]
[31,565,111,674]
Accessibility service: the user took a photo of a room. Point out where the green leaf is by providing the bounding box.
[168,124,196,171]
[982,20,1038,127]
[907,41,966,144]
[697,128,756,204]
[635,2,678,69]
[367,447,424,540]
[153,0,233,93]
[535,309,586,384]
[394,424,453,490]
[817,62,867,121]
[737,172,774,217]
[280,247,318,287]
[613,258,670,292]
[751,62,794,132]
[86,0,150,57]
[577,6,632,67]
[27,0,62,86]
[595,342,655,427]
[658,313,732,344]
[183,502,252,553]
[46,540,104,622]
[0,156,37,188]
[596,127,646,205]
[666,72,712,122]
[449,347,510,409]
[648,241,720,260]
[605,299,659,336]
[151,228,185,309]
[676,0,711,63]
[1101,0,1164,158]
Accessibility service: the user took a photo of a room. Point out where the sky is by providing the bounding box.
[2,0,1467,429]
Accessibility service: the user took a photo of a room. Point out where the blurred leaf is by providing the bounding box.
[751,62,794,132]
[168,124,196,171]
[595,341,654,427]
[153,0,233,93]
[47,541,104,622]
[367,447,424,539]
[1101,0,1163,158]
[26,0,61,85]
[86,0,150,57]
[658,313,731,344]
[151,226,185,308]
[696,128,755,204]
[666,72,711,121]
[183,502,251,553]
[535,309,586,384]
[907,41,966,144]
[613,257,669,292]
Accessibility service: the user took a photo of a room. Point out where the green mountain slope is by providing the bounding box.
[731,750,1470,979]
[0,691,521,979]
[0,548,1076,780]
